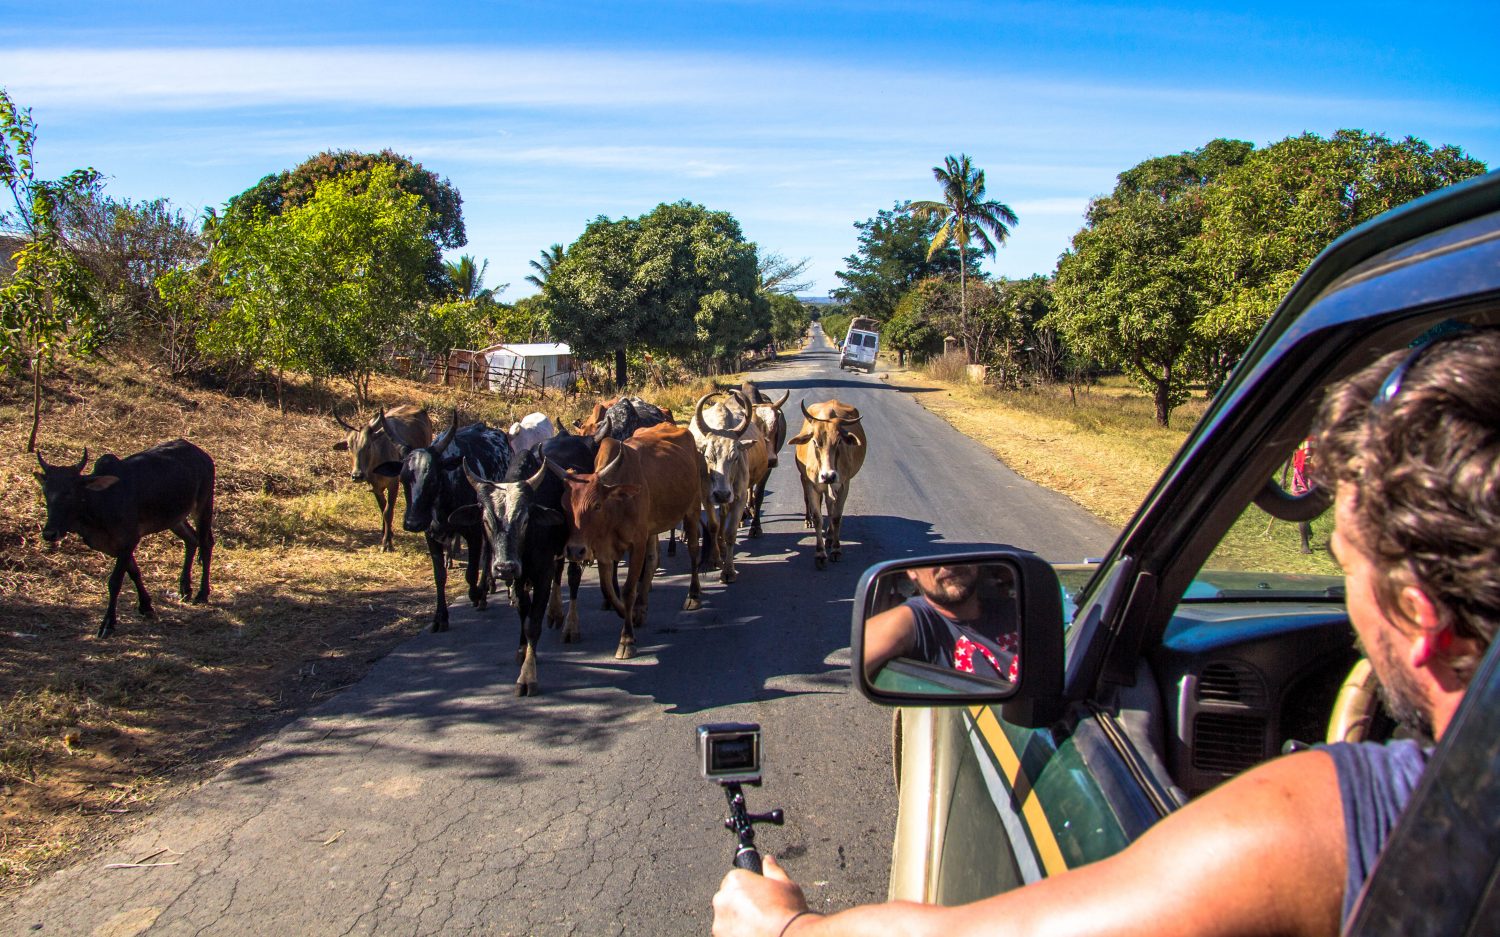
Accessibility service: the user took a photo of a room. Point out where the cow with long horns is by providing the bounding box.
[332,404,433,551]
[373,410,511,632]
[33,439,215,637]
[789,399,866,569]
[552,423,705,659]
[689,391,764,583]
[453,432,594,695]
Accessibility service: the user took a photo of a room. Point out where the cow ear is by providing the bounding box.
[85,475,120,491]
[371,461,402,478]
[332,440,349,451]
[532,506,564,527]
[788,431,813,446]
[841,431,864,447]
[448,504,483,527]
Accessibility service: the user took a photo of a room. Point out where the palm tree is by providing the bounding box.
[909,155,1018,361]
[444,254,501,305]
[524,243,566,290]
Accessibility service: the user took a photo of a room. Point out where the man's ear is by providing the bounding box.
[1400,585,1448,667]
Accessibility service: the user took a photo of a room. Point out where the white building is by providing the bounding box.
[480,342,574,392]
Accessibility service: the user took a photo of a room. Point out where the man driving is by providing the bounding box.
[713,328,1500,937]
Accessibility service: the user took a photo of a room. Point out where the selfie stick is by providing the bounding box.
[721,781,784,874]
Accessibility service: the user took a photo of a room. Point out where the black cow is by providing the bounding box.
[33,439,215,638]
[375,411,511,632]
[455,432,594,696]
[591,396,673,443]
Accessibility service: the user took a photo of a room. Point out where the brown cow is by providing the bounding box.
[739,384,789,538]
[553,423,705,659]
[333,405,434,551]
[789,399,867,569]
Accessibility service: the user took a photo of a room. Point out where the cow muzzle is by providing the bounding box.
[818,470,839,485]
[493,559,520,582]
[711,488,733,505]
[350,471,365,483]
[41,529,62,550]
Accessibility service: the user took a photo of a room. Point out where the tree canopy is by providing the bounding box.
[544,200,765,388]
[832,201,964,322]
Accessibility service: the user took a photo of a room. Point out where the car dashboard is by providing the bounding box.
[1147,601,1359,797]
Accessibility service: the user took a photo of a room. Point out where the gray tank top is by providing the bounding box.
[1319,739,1431,925]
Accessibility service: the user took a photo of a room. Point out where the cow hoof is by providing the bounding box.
[749,526,762,538]
[562,631,580,644]
[615,643,636,660]
[815,555,827,570]
[431,620,449,633]
[381,543,394,553]
[831,552,842,563]
[516,682,536,697]
[683,596,702,611]
[96,622,115,639]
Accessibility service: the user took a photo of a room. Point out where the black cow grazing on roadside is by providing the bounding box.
[34,439,215,638]
[375,411,511,632]
[455,432,594,696]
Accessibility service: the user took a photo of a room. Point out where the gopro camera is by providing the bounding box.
[697,722,761,785]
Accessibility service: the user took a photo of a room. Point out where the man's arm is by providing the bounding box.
[714,749,1347,937]
[862,604,917,676]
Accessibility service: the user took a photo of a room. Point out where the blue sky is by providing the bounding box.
[4,1,1497,298]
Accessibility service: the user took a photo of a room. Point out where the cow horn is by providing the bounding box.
[525,459,548,491]
[800,400,828,424]
[728,391,752,438]
[596,451,624,485]
[36,449,84,471]
[545,458,571,481]
[462,457,490,488]
[377,409,415,450]
[692,392,717,436]
[592,420,610,443]
[768,389,790,411]
[432,408,459,453]
[333,407,355,431]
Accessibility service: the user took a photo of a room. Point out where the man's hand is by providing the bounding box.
[712,854,811,937]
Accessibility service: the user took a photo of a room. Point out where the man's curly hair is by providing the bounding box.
[1311,326,1500,680]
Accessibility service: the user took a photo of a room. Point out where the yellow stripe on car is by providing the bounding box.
[971,706,1070,876]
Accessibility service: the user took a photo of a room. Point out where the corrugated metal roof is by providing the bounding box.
[479,342,571,356]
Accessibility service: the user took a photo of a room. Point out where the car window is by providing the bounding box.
[1190,447,1343,600]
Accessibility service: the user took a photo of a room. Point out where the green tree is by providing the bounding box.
[0,89,103,451]
[206,164,435,404]
[524,243,566,291]
[544,201,764,388]
[767,292,811,347]
[832,201,963,322]
[492,295,549,344]
[225,149,462,299]
[908,155,1018,361]
[1197,130,1487,365]
[1050,139,1254,426]
[884,297,942,365]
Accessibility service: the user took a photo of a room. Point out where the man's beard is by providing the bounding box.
[918,574,976,609]
[1370,627,1435,739]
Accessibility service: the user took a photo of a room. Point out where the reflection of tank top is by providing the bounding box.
[903,597,1019,682]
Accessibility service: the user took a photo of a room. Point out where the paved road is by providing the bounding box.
[3,328,1114,936]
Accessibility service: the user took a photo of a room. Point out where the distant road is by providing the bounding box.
[2,328,1113,936]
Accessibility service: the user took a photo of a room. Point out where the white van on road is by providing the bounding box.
[841,317,879,372]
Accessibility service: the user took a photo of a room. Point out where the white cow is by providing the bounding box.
[507,411,555,456]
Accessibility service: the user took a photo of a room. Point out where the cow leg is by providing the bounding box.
[170,519,200,601]
[800,475,819,531]
[547,561,565,629]
[467,534,490,611]
[720,499,745,584]
[828,482,851,562]
[193,498,214,604]
[517,572,549,696]
[375,483,395,552]
[563,560,583,643]
[633,537,657,627]
[682,510,703,612]
[666,524,677,558]
[427,534,450,632]
[748,477,768,538]
[514,581,532,663]
[615,545,648,659]
[98,555,131,638]
[805,482,827,569]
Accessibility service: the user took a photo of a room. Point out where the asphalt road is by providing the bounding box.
[2,328,1115,936]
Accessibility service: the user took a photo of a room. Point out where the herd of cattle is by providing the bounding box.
[31,383,868,696]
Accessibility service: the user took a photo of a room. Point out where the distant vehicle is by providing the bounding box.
[840,317,879,372]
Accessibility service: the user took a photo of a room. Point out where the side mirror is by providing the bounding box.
[851,549,1065,728]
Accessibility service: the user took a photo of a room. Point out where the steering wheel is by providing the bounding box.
[1326,658,1384,744]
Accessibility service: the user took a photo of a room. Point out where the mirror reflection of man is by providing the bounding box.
[863,564,1018,683]
[715,328,1500,937]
